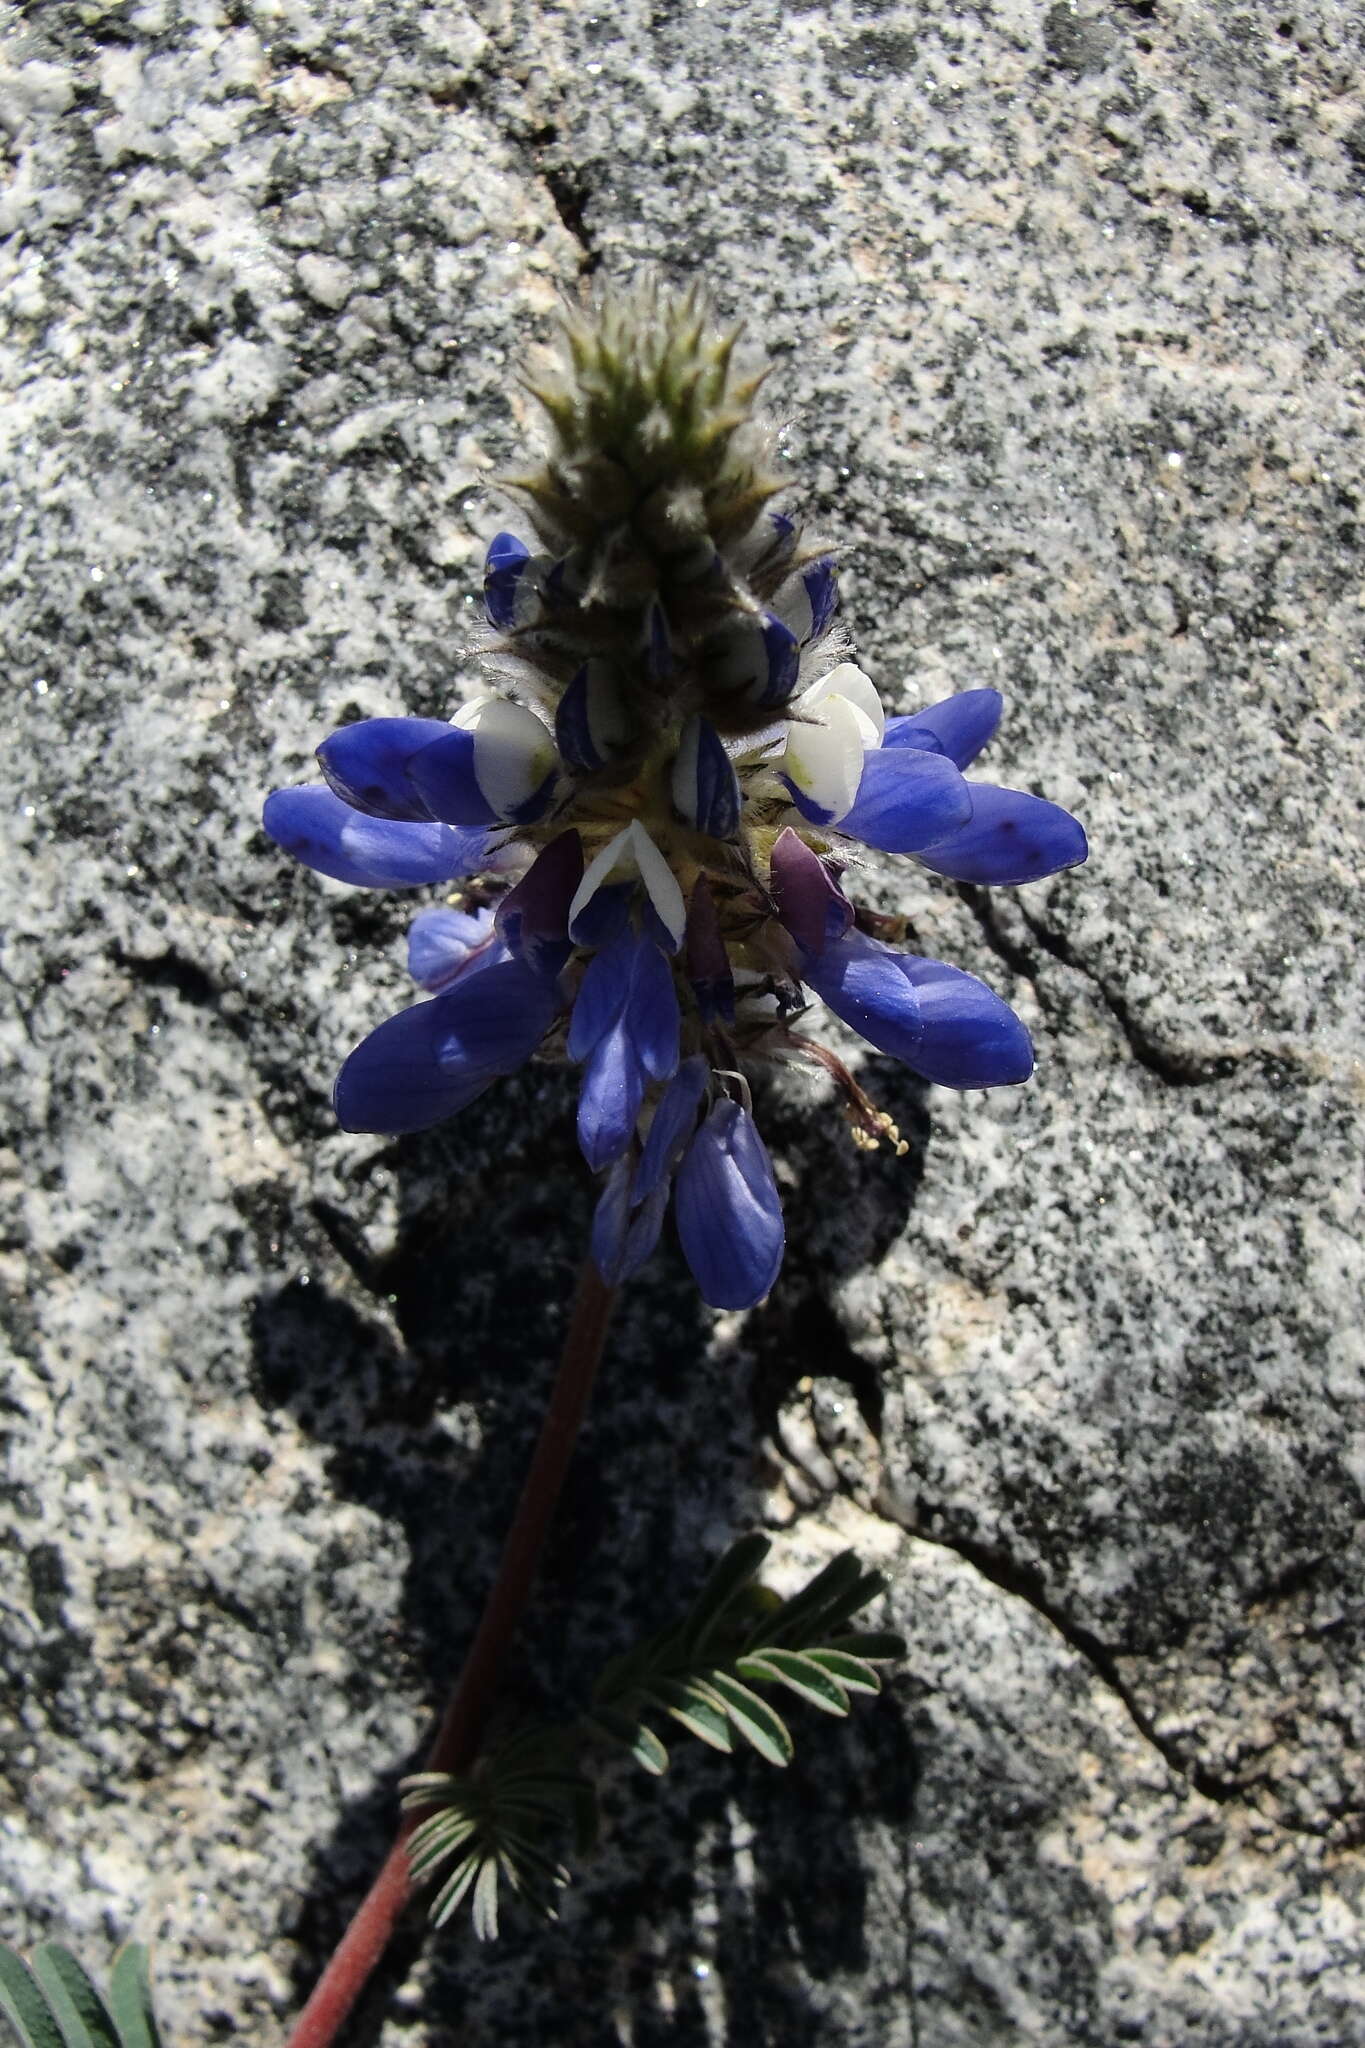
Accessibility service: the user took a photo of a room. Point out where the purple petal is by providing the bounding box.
[635,1056,709,1202]
[577,1021,647,1172]
[768,827,854,958]
[838,748,972,854]
[406,727,498,827]
[263,786,493,889]
[684,877,735,1023]
[803,928,1032,1088]
[316,718,453,822]
[495,831,583,974]
[675,1101,785,1310]
[881,689,1003,769]
[916,785,1089,886]
[407,906,504,991]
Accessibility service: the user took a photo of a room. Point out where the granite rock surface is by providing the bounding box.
[2,1,1363,2042]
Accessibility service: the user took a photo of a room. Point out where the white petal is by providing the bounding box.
[798,662,885,748]
[627,820,687,948]
[568,820,687,951]
[470,698,557,817]
[781,693,866,823]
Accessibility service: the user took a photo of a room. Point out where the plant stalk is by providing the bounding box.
[284,1260,616,2048]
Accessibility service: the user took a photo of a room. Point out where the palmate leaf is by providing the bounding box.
[0,1945,163,2048]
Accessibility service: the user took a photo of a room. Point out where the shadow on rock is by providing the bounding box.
[249,1055,931,2041]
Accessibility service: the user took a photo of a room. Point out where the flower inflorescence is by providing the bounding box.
[264,282,1087,1307]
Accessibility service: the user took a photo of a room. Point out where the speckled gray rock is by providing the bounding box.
[2,2,1363,2043]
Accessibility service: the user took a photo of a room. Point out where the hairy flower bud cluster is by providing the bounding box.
[265,283,1087,1308]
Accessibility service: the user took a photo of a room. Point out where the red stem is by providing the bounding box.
[284,1261,616,2048]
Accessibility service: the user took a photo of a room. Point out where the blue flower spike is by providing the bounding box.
[265,284,1086,1313]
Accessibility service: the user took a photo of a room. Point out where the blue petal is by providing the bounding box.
[635,1056,709,1201]
[406,727,498,827]
[484,532,532,629]
[630,939,681,1082]
[568,880,633,950]
[801,927,923,1065]
[554,665,603,772]
[591,1159,668,1287]
[916,785,1088,886]
[590,1157,633,1282]
[568,929,636,1061]
[838,748,973,854]
[429,955,562,1074]
[881,689,1003,769]
[407,906,504,991]
[705,613,802,708]
[675,1101,785,1310]
[568,931,678,1081]
[672,716,741,838]
[316,718,453,821]
[897,955,1033,1087]
[333,998,496,1134]
[264,787,492,888]
[803,928,1032,1087]
[799,558,839,641]
[334,958,557,1134]
[577,1020,647,1171]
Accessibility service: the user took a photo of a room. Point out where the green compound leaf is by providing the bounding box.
[678,1533,771,1652]
[414,1536,903,1943]
[705,1670,794,1767]
[737,1649,852,1717]
[105,1950,161,2048]
[28,1948,120,2048]
[645,1678,734,1753]
[827,1630,908,1663]
[0,1948,67,2048]
[801,1649,882,1696]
